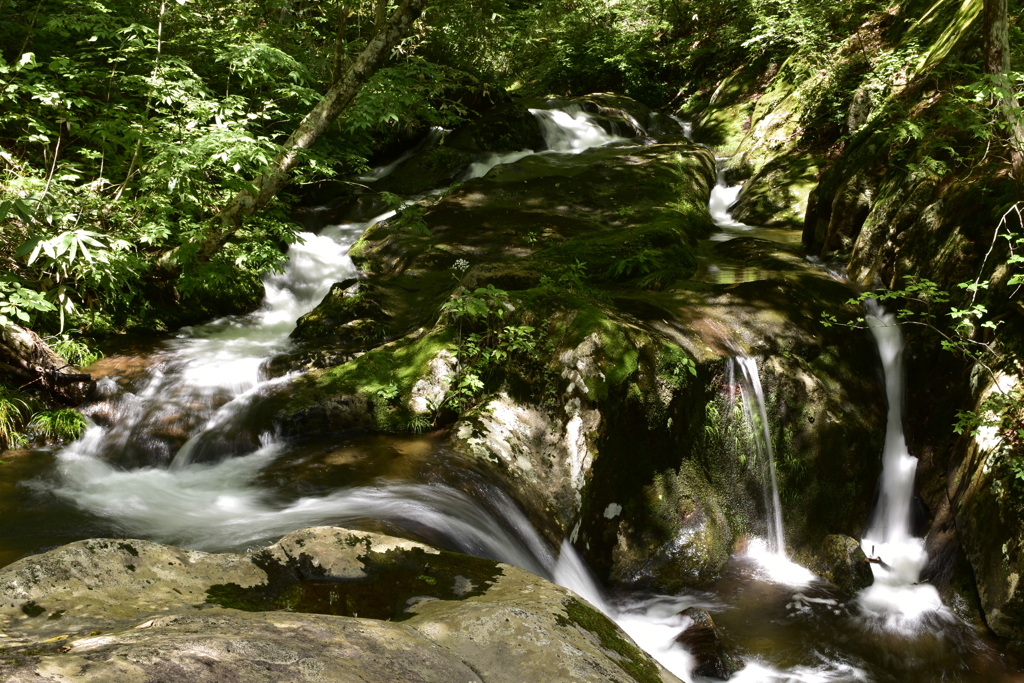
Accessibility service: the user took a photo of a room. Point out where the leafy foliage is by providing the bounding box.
[28,408,88,444]
[440,283,539,412]
[0,385,37,451]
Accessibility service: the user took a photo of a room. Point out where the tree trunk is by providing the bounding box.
[984,0,1024,185]
[332,0,350,83]
[0,324,93,405]
[162,0,426,271]
[374,0,390,31]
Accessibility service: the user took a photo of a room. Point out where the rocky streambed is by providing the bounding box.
[1,94,1022,682]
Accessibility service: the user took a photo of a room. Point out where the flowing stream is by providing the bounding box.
[2,111,1021,682]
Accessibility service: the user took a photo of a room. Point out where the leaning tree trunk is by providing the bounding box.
[984,0,1024,185]
[162,0,427,271]
[0,324,93,405]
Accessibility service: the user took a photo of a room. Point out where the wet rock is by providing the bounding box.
[812,534,873,593]
[374,145,475,196]
[0,527,680,683]
[445,100,545,153]
[729,155,818,228]
[673,607,740,680]
[292,278,390,346]
[610,463,732,590]
[276,388,375,436]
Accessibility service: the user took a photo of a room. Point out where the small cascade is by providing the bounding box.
[708,163,746,229]
[668,115,693,140]
[530,106,622,153]
[732,356,786,556]
[359,127,446,182]
[56,218,381,470]
[859,300,943,624]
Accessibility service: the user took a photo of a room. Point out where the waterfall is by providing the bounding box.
[732,356,786,556]
[709,163,746,228]
[359,127,446,182]
[456,107,622,182]
[858,300,943,624]
[669,115,693,140]
[530,106,622,153]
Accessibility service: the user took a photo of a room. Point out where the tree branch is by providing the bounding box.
[158,0,427,274]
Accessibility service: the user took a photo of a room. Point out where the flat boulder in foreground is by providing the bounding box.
[0,526,679,683]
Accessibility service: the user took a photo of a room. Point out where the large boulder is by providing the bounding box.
[810,534,873,594]
[0,527,680,683]
[270,111,886,594]
[729,155,818,228]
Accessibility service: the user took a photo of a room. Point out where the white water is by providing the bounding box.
[858,301,944,626]
[709,165,747,230]
[669,115,694,140]
[32,108,982,682]
[732,356,786,557]
[359,127,446,181]
[531,106,622,153]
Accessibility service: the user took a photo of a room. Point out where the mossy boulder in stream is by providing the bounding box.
[809,534,873,594]
[445,100,546,153]
[272,100,887,591]
[0,527,680,683]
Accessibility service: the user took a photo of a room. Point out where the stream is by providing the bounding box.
[1,108,1021,682]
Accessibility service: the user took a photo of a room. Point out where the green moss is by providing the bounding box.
[284,329,454,425]
[556,597,661,683]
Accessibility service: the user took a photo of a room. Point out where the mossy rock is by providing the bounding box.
[608,462,732,590]
[445,100,546,153]
[374,145,475,195]
[0,527,677,683]
[730,154,819,228]
[810,534,873,594]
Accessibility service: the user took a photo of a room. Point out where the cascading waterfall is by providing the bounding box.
[459,107,621,184]
[859,300,944,624]
[731,356,786,556]
[531,106,622,152]
[55,106,622,476]
[19,106,1018,683]
[30,108,718,681]
[708,163,746,229]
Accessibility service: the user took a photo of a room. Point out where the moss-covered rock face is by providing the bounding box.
[0,527,679,683]
[730,156,818,228]
[445,100,546,153]
[269,94,892,591]
[609,463,732,589]
[948,374,1024,640]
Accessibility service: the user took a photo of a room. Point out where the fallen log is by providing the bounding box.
[0,323,93,405]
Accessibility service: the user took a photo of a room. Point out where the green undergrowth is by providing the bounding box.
[285,328,456,433]
[0,385,87,451]
[282,270,694,433]
[27,409,87,445]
